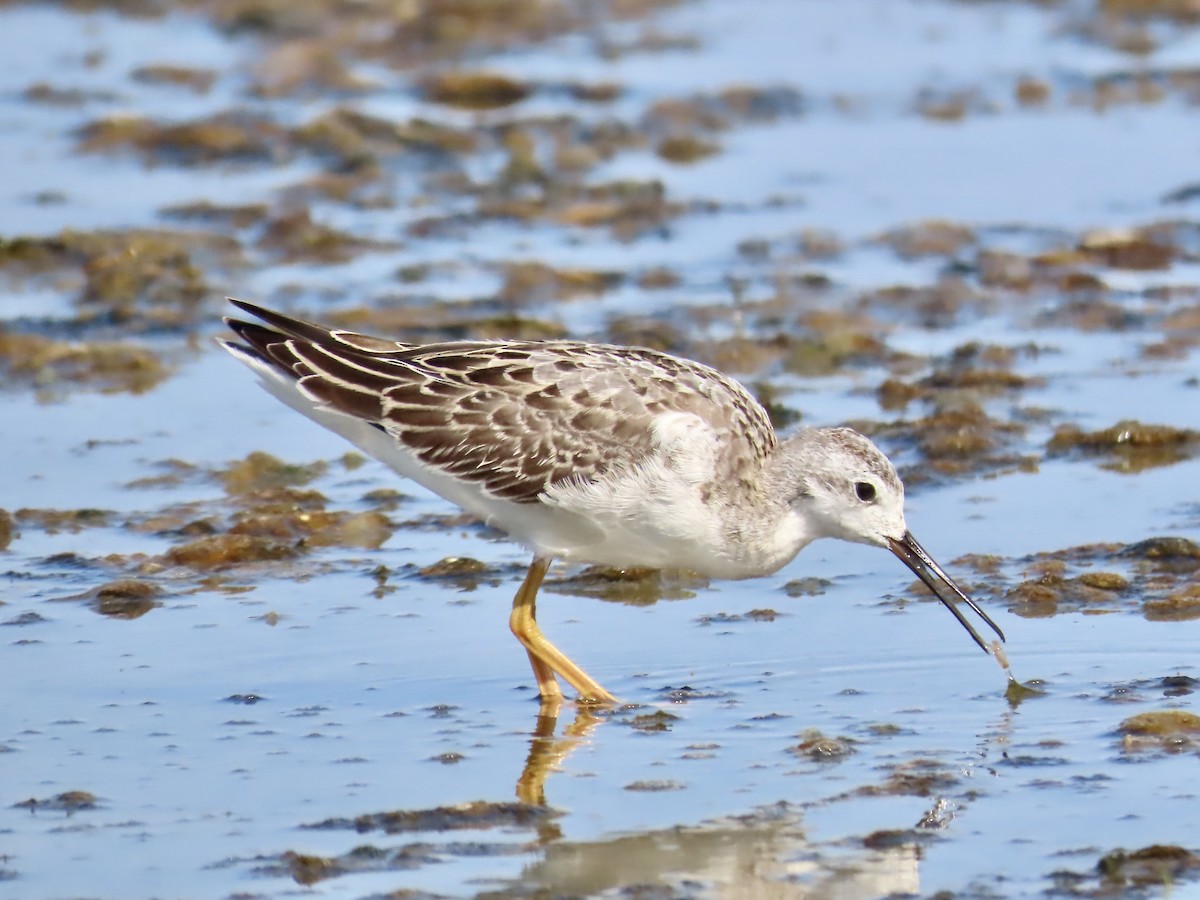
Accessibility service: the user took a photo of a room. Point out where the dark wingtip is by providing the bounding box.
[226,297,272,323]
[225,316,283,346]
[225,298,334,344]
[224,299,277,341]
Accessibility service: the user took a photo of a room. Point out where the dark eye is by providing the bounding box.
[854,481,877,503]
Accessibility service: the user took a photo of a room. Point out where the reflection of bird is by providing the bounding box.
[507,808,922,900]
[222,299,1003,705]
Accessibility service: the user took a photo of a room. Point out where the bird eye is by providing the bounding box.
[854,481,877,503]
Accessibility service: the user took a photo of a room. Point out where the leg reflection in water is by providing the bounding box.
[516,702,604,811]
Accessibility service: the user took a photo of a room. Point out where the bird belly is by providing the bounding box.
[539,451,772,579]
[542,496,730,572]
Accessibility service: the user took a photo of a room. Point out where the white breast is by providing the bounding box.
[538,412,752,575]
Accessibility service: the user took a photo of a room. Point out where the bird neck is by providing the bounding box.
[712,442,822,578]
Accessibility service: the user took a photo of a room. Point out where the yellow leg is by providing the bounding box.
[508,557,617,704]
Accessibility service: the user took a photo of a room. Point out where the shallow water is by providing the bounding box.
[3,0,1200,897]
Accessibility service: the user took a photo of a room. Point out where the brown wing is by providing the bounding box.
[225,299,777,503]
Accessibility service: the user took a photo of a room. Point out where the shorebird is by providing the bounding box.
[221,299,1004,705]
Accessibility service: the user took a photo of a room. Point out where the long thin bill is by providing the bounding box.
[887,531,1005,654]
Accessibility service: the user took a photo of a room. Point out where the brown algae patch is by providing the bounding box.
[60,578,163,619]
[421,71,533,109]
[920,342,1042,395]
[160,200,270,229]
[1004,677,1047,708]
[1119,537,1200,577]
[78,112,289,166]
[1015,76,1052,106]
[1118,710,1200,735]
[656,135,720,164]
[304,800,559,834]
[125,453,402,573]
[857,759,960,798]
[695,609,784,626]
[876,343,1043,413]
[1144,585,1200,621]
[1051,845,1200,894]
[481,177,683,240]
[0,229,237,327]
[643,86,803,137]
[417,558,488,577]
[914,88,991,122]
[1005,573,1130,619]
[250,41,377,99]
[862,400,1033,483]
[1047,420,1200,472]
[311,512,395,549]
[861,828,931,851]
[277,851,342,886]
[265,837,535,886]
[624,780,686,792]
[864,345,1042,481]
[12,790,99,814]
[788,730,855,763]
[416,557,502,592]
[230,509,394,550]
[783,577,832,597]
[1100,675,1198,704]
[545,566,708,605]
[0,509,13,551]
[1117,710,1200,754]
[986,538,1200,624]
[79,233,222,319]
[257,209,397,264]
[159,534,301,570]
[779,328,890,378]
[131,64,218,93]
[219,452,328,495]
[0,330,169,398]
[620,709,680,733]
[498,262,624,304]
[269,848,429,886]
[875,220,977,260]
[1097,845,1200,889]
[14,507,114,534]
[1075,572,1130,591]
[24,82,117,107]
[290,106,477,166]
[2,451,391,585]
[1080,227,1176,271]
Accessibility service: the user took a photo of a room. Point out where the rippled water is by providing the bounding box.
[3,0,1200,897]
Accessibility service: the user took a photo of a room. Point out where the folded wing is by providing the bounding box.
[223,299,776,504]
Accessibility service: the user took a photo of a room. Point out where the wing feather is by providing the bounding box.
[224,300,777,504]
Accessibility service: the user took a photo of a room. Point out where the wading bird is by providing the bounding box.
[222,300,1004,705]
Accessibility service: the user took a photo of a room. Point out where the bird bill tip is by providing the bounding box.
[886,531,1005,655]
